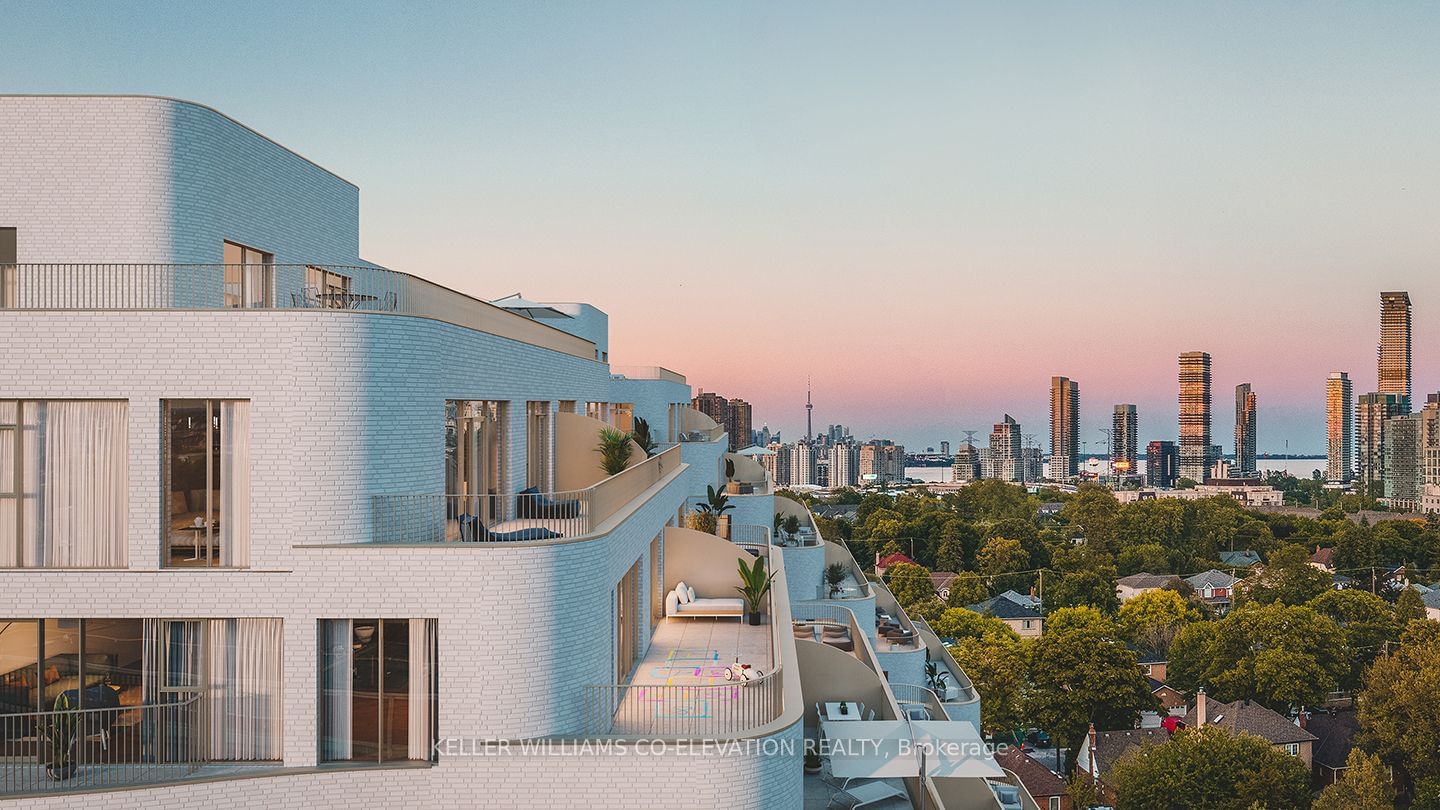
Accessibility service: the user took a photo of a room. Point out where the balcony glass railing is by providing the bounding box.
[0,263,597,361]
[369,445,681,544]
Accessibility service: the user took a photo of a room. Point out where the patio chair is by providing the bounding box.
[457,514,562,542]
[828,779,906,810]
[515,486,582,519]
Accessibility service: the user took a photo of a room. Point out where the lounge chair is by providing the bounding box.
[458,514,562,542]
[665,584,744,618]
[828,779,906,809]
[515,486,581,519]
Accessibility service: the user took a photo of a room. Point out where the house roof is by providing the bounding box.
[1089,728,1170,779]
[930,572,958,591]
[1219,550,1262,567]
[1117,572,1173,590]
[876,552,917,569]
[811,504,857,518]
[1182,699,1317,745]
[1421,589,1440,609]
[998,590,1041,609]
[1186,569,1238,590]
[1307,711,1359,770]
[994,746,1066,797]
[967,594,1043,620]
[1310,546,1336,567]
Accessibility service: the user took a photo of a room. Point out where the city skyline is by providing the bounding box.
[7,3,1440,451]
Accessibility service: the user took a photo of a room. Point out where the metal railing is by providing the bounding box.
[581,672,782,738]
[0,263,598,361]
[793,602,882,675]
[729,524,772,553]
[887,683,949,721]
[370,445,681,544]
[1,697,204,796]
[912,616,979,704]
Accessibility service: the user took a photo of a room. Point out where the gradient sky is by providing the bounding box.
[6,2,1440,452]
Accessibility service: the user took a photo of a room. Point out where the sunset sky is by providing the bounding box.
[7,2,1440,452]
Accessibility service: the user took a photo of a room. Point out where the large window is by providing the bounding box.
[305,266,352,308]
[222,241,273,308]
[1,400,128,567]
[0,618,281,768]
[164,399,250,568]
[525,401,552,490]
[320,619,437,763]
[1,227,14,307]
[446,401,506,525]
[616,560,640,680]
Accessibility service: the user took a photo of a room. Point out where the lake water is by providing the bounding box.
[903,457,1328,483]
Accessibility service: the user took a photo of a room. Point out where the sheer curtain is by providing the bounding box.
[219,401,250,567]
[40,401,128,567]
[408,618,437,760]
[321,619,353,761]
[206,618,282,760]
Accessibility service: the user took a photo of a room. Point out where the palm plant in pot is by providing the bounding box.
[596,427,634,476]
[782,514,801,543]
[925,659,950,696]
[824,561,849,597]
[46,691,78,781]
[736,555,775,626]
[631,417,657,458]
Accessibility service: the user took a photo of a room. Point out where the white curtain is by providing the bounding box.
[219,401,251,567]
[322,619,353,761]
[408,618,437,760]
[206,618,283,760]
[39,401,128,567]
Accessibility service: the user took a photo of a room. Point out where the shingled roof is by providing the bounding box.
[994,746,1066,798]
[1307,711,1359,770]
[1089,728,1170,779]
[1182,699,1317,746]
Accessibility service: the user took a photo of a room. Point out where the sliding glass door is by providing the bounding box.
[320,619,437,763]
[222,241,273,308]
[446,401,506,527]
[164,400,250,568]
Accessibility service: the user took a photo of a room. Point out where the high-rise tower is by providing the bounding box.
[1234,383,1257,476]
[1178,351,1214,481]
[1049,376,1080,480]
[1112,404,1138,475]
[1358,392,1402,492]
[805,380,813,443]
[1379,291,1412,413]
[1326,372,1353,484]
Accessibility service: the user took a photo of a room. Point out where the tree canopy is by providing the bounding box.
[1109,726,1311,810]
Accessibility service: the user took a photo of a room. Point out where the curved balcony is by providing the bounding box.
[368,445,681,545]
[0,262,597,361]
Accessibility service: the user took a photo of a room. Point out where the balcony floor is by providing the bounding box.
[630,617,773,688]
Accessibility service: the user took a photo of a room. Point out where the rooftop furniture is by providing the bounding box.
[664,583,744,618]
[515,486,582,519]
[827,779,907,810]
[822,702,865,722]
[457,514,562,543]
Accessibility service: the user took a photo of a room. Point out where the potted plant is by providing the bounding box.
[46,691,78,781]
[803,749,823,774]
[926,660,950,696]
[706,485,734,538]
[631,417,657,458]
[686,505,718,535]
[736,555,775,626]
[596,427,634,476]
[773,512,785,545]
[782,514,801,543]
[724,457,741,495]
[824,562,849,597]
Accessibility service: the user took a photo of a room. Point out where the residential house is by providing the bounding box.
[875,551,918,577]
[931,571,959,602]
[994,746,1071,810]
[1074,726,1171,803]
[967,591,1044,637]
[1116,572,1173,601]
[1218,550,1262,568]
[1183,692,1317,768]
[1306,710,1360,787]
[1310,546,1336,572]
[1185,569,1239,612]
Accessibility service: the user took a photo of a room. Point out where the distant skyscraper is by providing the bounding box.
[792,440,817,486]
[1050,376,1080,480]
[1112,404,1138,475]
[1357,392,1402,492]
[1326,372,1353,484]
[727,398,752,452]
[1178,351,1214,481]
[764,441,789,486]
[989,415,1022,481]
[1022,446,1043,483]
[1422,395,1440,489]
[1147,440,1179,488]
[1379,291,1412,413]
[952,444,980,482]
[940,440,950,456]
[1234,383,1257,476]
[1384,412,1422,508]
[883,444,906,483]
[805,382,814,442]
[828,442,859,488]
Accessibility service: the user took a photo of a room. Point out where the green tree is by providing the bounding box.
[1306,589,1400,690]
[1169,601,1346,710]
[951,479,1037,522]
[1026,607,1157,751]
[1108,725,1310,810]
[1240,544,1333,606]
[1045,567,1120,614]
[944,572,988,608]
[931,608,1018,643]
[1116,543,1170,576]
[977,536,1031,593]
[1115,499,1187,553]
[1058,485,1121,552]
[904,597,947,622]
[949,628,1028,738]
[1118,588,1203,661]
[883,561,935,608]
[1357,622,1440,796]
[1395,586,1427,626]
[1313,749,1395,810]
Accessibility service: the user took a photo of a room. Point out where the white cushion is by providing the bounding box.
[665,591,680,615]
[688,585,697,602]
[675,581,690,603]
